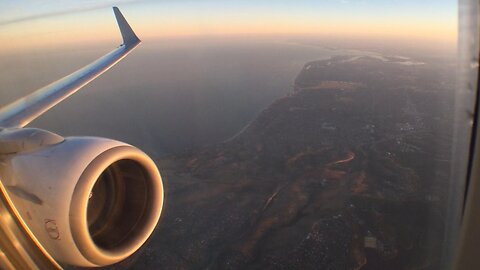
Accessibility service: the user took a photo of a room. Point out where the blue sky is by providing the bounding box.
[0,0,456,25]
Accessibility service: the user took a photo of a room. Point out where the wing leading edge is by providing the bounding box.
[0,7,141,128]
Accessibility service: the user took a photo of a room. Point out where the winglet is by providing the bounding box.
[0,7,142,128]
[113,7,141,47]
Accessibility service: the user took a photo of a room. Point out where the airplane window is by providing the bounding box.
[0,0,472,269]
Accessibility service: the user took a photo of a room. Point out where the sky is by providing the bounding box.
[0,0,457,52]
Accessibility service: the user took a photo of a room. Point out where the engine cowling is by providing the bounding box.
[0,133,164,267]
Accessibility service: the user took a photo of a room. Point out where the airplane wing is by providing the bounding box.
[0,7,163,269]
[0,7,140,128]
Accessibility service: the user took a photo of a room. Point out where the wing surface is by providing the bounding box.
[0,7,140,128]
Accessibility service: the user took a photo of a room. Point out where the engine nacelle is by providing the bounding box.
[0,133,164,267]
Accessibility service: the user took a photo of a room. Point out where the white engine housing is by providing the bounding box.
[0,136,164,267]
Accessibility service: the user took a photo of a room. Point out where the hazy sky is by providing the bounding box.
[0,0,457,52]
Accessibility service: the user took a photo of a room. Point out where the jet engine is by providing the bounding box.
[0,128,164,267]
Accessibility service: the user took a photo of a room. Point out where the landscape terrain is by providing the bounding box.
[132,54,454,269]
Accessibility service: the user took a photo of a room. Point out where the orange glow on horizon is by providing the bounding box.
[0,8,456,54]
[139,19,456,43]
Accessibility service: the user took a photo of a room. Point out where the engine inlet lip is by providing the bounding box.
[69,145,164,266]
